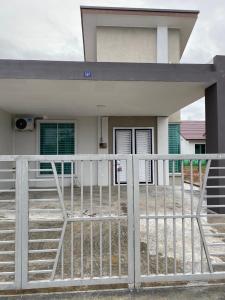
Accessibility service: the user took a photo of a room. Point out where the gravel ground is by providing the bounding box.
[0,183,225,285]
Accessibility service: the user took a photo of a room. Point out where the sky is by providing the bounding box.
[0,0,224,120]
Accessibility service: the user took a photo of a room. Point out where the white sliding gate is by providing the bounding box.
[1,154,225,290]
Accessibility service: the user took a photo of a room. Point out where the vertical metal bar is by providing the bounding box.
[199,160,203,273]
[154,160,159,275]
[100,222,103,277]
[133,156,141,288]
[172,160,176,274]
[163,159,168,275]
[145,160,150,275]
[61,161,64,279]
[90,161,93,277]
[108,160,112,277]
[146,218,150,276]
[117,163,121,277]
[80,161,84,278]
[99,161,103,277]
[71,161,74,279]
[16,159,29,289]
[124,156,135,288]
[61,243,64,279]
[145,160,149,216]
[181,160,185,273]
[190,160,195,274]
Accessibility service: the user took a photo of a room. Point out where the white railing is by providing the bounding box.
[1,154,225,290]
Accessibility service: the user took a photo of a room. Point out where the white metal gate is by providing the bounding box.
[1,154,225,290]
[133,154,225,286]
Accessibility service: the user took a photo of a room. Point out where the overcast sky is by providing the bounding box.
[0,0,224,120]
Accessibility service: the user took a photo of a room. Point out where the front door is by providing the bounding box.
[114,128,153,183]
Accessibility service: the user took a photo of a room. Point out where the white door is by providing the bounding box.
[135,129,153,183]
[114,128,153,183]
[114,129,132,183]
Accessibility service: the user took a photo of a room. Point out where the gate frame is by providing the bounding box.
[132,154,225,287]
[15,154,135,290]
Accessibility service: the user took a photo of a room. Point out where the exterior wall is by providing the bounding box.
[96,26,180,64]
[108,116,157,154]
[0,109,13,188]
[0,109,13,155]
[168,29,181,63]
[181,137,206,154]
[96,26,157,63]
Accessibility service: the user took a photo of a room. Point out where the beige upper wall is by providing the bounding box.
[168,29,181,63]
[96,26,181,63]
[97,26,157,63]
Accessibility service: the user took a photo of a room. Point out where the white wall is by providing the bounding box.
[181,137,206,154]
[0,109,13,155]
[97,26,157,63]
[0,109,13,188]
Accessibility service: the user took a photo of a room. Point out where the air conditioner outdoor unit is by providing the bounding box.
[14,117,34,131]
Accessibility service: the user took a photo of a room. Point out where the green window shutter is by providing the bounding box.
[40,123,57,155]
[168,124,181,173]
[58,123,75,174]
[40,122,75,175]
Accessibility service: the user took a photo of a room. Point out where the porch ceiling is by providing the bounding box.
[0,79,204,117]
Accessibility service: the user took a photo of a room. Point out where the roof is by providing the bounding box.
[180,121,205,140]
[80,6,199,16]
[81,6,199,62]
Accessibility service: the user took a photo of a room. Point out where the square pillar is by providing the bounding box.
[205,56,225,213]
[97,116,109,186]
[157,117,169,185]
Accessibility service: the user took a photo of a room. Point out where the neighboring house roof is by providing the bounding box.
[180,121,205,140]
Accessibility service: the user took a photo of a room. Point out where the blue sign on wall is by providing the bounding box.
[83,70,92,78]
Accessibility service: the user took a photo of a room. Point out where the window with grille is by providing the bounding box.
[39,122,75,175]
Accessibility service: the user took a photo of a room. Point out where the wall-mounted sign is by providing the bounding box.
[83,70,92,78]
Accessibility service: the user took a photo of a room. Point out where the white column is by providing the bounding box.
[97,116,109,186]
[157,26,168,63]
[157,117,169,185]
[157,26,169,185]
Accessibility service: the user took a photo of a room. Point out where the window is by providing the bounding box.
[195,144,206,154]
[39,122,75,174]
[168,124,181,173]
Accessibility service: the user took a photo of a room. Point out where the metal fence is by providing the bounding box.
[1,154,225,290]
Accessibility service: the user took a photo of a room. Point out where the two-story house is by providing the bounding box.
[0,6,224,187]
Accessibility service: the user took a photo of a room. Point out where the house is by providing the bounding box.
[169,119,206,171]
[0,6,224,187]
[2,5,225,291]
[180,121,206,154]
[168,119,206,157]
